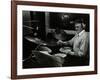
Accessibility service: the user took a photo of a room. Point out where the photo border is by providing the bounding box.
[11,1,97,79]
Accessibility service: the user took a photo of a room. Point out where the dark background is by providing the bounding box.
[50,12,89,32]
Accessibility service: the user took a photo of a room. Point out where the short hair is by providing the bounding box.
[75,19,86,29]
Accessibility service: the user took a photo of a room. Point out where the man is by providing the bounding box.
[57,19,89,66]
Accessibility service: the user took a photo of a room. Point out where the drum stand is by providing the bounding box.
[23,43,46,63]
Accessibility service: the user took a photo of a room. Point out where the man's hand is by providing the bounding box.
[57,40,64,45]
[59,47,71,54]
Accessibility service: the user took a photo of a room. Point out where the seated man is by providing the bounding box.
[57,19,89,66]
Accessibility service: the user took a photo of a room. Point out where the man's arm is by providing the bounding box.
[57,36,75,46]
[68,34,89,57]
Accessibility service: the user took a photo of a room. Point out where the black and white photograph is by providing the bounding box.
[22,11,90,68]
[11,1,97,79]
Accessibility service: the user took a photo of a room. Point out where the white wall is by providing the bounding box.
[0,0,100,80]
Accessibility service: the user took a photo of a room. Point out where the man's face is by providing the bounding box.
[75,23,83,33]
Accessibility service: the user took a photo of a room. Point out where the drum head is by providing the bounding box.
[37,46,52,53]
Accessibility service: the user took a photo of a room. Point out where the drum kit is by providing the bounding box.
[23,36,72,66]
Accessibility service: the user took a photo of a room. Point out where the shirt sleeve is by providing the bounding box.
[77,34,89,56]
[68,35,76,46]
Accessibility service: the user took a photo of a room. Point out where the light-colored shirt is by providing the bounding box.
[68,30,89,56]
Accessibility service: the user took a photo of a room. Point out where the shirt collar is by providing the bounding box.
[78,30,85,36]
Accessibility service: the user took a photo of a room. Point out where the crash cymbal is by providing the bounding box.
[25,36,46,45]
[23,25,34,29]
[24,20,39,22]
